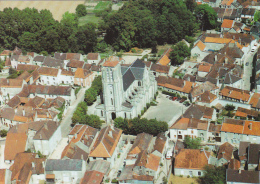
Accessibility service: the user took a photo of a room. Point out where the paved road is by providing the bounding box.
[60,87,88,137]
[242,49,257,91]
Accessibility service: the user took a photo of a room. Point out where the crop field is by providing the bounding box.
[0,0,85,21]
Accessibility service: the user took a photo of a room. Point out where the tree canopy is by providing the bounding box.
[184,136,201,149]
[76,4,87,17]
[199,166,226,184]
[103,0,198,51]
[195,4,218,30]
[114,117,168,136]
[0,7,97,54]
[170,42,191,65]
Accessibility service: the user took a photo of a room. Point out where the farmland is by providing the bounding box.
[0,0,85,21]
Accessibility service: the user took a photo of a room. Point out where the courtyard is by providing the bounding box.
[142,92,188,126]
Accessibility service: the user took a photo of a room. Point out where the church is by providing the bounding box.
[95,57,157,122]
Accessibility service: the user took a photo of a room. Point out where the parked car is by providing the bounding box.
[180,98,185,103]
[172,97,178,101]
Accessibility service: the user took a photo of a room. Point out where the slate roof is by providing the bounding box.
[45,159,83,171]
[54,52,67,60]
[223,73,241,84]
[123,69,136,91]
[33,56,45,62]
[227,169,260,183]
[248,144,260,165]
[42,57,64,68]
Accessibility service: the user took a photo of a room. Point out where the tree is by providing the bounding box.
[0,130,7,137]
[77,23,97,53]
[185,0,197,12]
[199,166,226,184]
[184,136,201,149]
[169,42,190,65]
[87,114,103,128]
[224,104,235,111]
[254,11,260,22]
[195,4,217,31]
[91,76,102,95]
[84,88,97,105]
[76,4,87,17]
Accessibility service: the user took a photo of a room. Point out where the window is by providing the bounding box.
[101,111,103,117]
[178,131,181,134]
[104,158,107,160]
[198,171,201,176]
[93,157,96,160]
[191,130,193,134]
[138,81,142,86]
[125,113,127,119]
[53,78,55,80]
[111,98,113,105]
[189,171,193,176]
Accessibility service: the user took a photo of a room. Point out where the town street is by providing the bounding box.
[60,87,89,137]
[243,49,257,91]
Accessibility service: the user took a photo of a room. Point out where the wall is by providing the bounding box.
[174,168,204,177]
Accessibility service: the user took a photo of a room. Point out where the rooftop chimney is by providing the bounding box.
[249,123,252,130]
[44,122,48,130]
[42,161,45,168]
[32,162,35,168]
[215,55,217,62]
[22,109,25,116]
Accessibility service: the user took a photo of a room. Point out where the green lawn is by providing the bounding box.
[78,14,103,26]
[94,1,112,11]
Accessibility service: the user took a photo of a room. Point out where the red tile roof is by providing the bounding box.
[221,19,234,28]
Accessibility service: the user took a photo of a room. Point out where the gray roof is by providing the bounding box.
[45,159,83,171]
[33,56,45,62]
[42,57,64,68]
[121,59,145,91]
[224,73,241,84]
[227,169,260,183]
[86,160,110,174]
[248,144,260,164]
[238,141,250,156]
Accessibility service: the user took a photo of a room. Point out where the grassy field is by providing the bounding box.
[78,14,103,26]
[168,174,199,184]
[94,1,112,11]
[0,0,85,21]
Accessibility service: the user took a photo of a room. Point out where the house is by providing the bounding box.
[208,122,222,142]
[38,67,60,85]
[9,152,46,184]
[157,76,195,98]
[4,121,61,164]
[170,117,209,141]
[80,160,110,184]
[156,48,173,66]
[235,107,260,119]
[42,56,66,69]
[87,53,101,65]
[196,91,217,106]
[241,8,256,21]
[61,124,99,160]
[74,68,95,87]
[249,92,260,111]
[10,55,33,69]
[197,63,212,78]
[0,169,11,184]
[18,85,76,104]
[226,169,260,184]
[0,50,12,60]
[45,159,86,184]
[0,78,26,103]
[60,69,75,85]
[221,19,234,32]
[220,118,260,144]
[247,143,260,171]
[238,141,250,168]
[216,142,234,167]
[32,55,45,66]
[67,60,84,72]
[89,125,123,168]
[174,149,210,177]
[191,40,206,58]
[219,86,251,104]
[220,0,236,8]
[150,63,173,77]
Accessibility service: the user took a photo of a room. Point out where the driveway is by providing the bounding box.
[142,93,188,127]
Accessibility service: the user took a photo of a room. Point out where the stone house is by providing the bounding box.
[45,159,86,184]
[87,53,101,65]
[216,142,234,167]
[174,149,210,177]
[10,55,33,69]
[89,125,123,168]
[74,68,95,87]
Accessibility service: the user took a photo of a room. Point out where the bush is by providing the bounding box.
[146,103,151,109]
[162,90,176,97]
[111,179,118,183]
[224,104,235,111]
[0,130,7,137]
[75,86,81,96]
[180,175,183,177]
[182,96,187,100]
[131,48,137,53]
[187,175,190,178]
[141,110,144,115]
